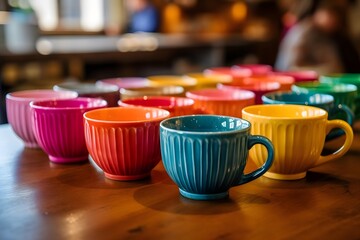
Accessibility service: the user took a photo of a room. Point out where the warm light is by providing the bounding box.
[231,1,247,22]
[80,0,104,31]
[163,3,182,32]
[30,0,58,30]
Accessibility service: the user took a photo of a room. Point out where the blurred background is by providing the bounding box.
[1,0,360,124]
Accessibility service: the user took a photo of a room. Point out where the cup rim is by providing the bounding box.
[242,104,328,120]
[6,89,78,102]
[185,88,255,101]
[118,96,194,108]
[262,91,334,105]
[84,106,170,124]
[160,114,251,135]
[30,97,108,110]
[292,82,358,93]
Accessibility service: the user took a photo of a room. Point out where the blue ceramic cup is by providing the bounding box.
[262,91,354,140]
[160,115,274,200]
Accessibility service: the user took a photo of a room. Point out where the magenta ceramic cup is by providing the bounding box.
[6,89,78,148]
[30,98,107,163]
[118,96,195,117]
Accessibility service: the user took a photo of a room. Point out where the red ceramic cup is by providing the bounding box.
[83,107,170,181]
[6,89,78,148]
[185,88,255,118]
[118,96,195,117]
[30,98,107,163]
[218,81,281,104]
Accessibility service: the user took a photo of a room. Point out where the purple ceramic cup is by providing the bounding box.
[6,89,78,148]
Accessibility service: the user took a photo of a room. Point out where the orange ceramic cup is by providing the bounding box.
[84,107,170,181]
[118,96,195,117]
[241,75,295,91]
[203,66,252,83]
[185,88,255,118]
[147,75,196,91]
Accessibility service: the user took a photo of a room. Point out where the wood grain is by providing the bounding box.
[0,123,359,240]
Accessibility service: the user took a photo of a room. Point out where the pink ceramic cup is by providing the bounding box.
[233,64,273,76]
[84,107,170,180]
[218,81,281,104]
[270,70,318,82]
[185,88,255,118]
[30,98,107,163]
[6,89,78,148]
[96,77,150,89]
[204,66,252,83]
[118,96,195,117]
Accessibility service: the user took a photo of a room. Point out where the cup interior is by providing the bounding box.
[186,88,255,101]
[242,105,327,119]
[263,92,334,105]
[161,115,250,133]
[84,107,169,122]
[31,98,107,109]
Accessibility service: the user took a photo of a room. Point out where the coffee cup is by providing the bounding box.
[84,107,170,180]
[30,98,107,163]
[160,115,274,200]
[320,74,360,119]
[6,89,78,148]
[118,96,195,117]
[185,88,255,118]
[262,91,354,140]
[242,104,353,180]
[291,82,357,122]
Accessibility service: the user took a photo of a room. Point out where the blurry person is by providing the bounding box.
[275,0,360,74]
[125,0,159,33]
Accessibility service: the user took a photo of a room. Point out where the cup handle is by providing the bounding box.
[316,119,353,166]
[237,135,274,185]
[326,104,354,141]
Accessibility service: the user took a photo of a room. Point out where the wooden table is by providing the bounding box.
[0,123,359,239]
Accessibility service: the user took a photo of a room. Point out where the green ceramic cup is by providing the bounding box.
[320,74,360,119]
[292,82,358,122]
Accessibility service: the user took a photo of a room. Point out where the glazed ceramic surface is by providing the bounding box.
[184,73,232,89]
[120,86,184,100]
[160,115,274,200]
[185,88,255,118]
[30,98,107,163]
[6,89,78,148]
[147,75,196,90]
[233,64,272,76]
[54,82,120,107]
[292,82,358,121]
[242,104,353,180]
[218,81,280,104]
[320,74,360,119]
[262,91,354,140]
[118,96,195,117]
[84,107,170,181]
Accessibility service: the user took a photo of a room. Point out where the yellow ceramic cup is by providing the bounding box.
[242,104,353,180]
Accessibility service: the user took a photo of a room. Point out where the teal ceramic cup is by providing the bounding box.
[262,91,354,140]
[160,115,274,200]
[320,74,360,119]
[291,82,357,123]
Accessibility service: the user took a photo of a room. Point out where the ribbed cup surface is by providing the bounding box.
[160,129,249,194]
[33,109,89,162]
[243,116,327,175]
[84,122,162,180]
